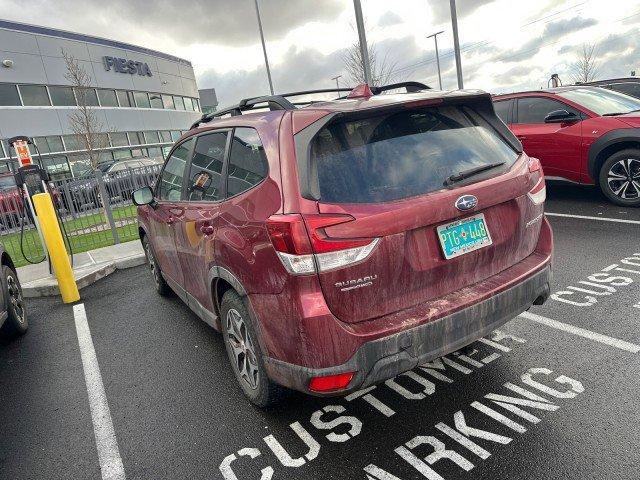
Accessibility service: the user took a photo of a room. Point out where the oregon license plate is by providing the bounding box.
[437,213,493,260]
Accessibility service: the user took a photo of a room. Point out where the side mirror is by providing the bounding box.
[545,109,579,123]
[132,186,154,206]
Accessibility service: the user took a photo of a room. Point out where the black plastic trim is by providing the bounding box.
[587,128,640,180]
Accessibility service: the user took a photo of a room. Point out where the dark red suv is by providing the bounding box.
[133,82,553,407]
[493,86,640,206]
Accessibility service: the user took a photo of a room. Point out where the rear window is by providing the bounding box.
[310,106,518,203]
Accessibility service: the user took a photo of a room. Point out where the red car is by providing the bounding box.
[493,86,640,206]
[133,83,553,406]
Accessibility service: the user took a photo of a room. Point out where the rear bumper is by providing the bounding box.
[264,264,551,396]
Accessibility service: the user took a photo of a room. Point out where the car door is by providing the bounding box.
[512,96,583,181]
[216,127,275,296]
[147,138,194,296]
[173,130,230,316]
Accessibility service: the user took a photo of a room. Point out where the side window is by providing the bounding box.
[516,97,581,124]
[227,128,268,197]
[187,131,228,201]
[493,99,513,124]
[157,138,193,201]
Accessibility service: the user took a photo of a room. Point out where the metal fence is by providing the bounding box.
[0,164,161,267]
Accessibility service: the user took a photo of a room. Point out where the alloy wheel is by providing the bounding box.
[7,274,25,325]
[607,158,640,200]
[225,308,259,390]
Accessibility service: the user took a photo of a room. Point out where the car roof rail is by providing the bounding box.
[370,81,430,94]
[190,82,431,129]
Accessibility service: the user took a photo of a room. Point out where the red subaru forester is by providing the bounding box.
[133,82,553,407]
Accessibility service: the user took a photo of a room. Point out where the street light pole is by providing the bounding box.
[352,0,372,84]
[449,0,464,89]
[331,75,342,90]
[426,30,444,90]
[253,0,274,95]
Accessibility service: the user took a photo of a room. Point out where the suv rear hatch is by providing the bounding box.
[286,93,545,324]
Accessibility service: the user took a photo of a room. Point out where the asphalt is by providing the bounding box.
[1,186,640,480]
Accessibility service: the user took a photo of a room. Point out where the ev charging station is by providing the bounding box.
[8,136,79,303]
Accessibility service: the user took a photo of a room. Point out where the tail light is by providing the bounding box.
[309,372,354,392]
[266,214,379,275]
[527,157,546,205]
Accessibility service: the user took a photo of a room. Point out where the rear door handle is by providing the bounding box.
[200,225,215,236]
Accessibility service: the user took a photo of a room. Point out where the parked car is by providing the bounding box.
[493,86,640,206]
[61,157,163,210]
[0,173,23,225]
[578,77,640,100]
[0,246,27,336]
[134,82,553,407]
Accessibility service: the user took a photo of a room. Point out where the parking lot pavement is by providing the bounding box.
[2,192,640,480]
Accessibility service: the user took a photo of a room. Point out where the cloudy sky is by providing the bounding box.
[3,0,640,107]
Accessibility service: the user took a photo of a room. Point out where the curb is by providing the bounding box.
[22,253,146,298]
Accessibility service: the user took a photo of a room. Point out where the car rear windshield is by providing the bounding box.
[309,105,519,203]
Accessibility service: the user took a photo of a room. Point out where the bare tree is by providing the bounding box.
[342,21,399,87]
[61,49,110,171]
[570,43,599,83]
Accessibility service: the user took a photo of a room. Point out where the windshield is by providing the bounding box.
[558,87,640,116]
[0,175,16,191]
[310,105,519,203]
[98,162,115,172]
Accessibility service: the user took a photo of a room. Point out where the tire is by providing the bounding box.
[220,289,285,407]
[142,236,172,296]
[1,264,27,335]
[598,149,640,207]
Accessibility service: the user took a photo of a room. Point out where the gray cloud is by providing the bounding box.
[496,16,598,64]
[429,0,495,25]
[1,0,346,47]
[378,11,403,27]
[199,35,427,107]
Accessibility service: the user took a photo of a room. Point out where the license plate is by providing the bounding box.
[437,213,493,260]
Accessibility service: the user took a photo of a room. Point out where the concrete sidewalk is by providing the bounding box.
[17,240,145,297]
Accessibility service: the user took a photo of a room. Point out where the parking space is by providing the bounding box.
[2,189,640,480]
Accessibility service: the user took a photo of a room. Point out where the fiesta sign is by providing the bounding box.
[103,56,152,76]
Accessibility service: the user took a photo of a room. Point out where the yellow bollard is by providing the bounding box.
[32,193,80,303]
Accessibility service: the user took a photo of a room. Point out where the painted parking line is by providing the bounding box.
[73,303,126,480]
[546,212,640,225]
[519,311,640,353]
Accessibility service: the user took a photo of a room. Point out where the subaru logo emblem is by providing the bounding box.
[455,195,478,211]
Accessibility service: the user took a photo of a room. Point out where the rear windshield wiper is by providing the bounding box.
[444,162,506,186]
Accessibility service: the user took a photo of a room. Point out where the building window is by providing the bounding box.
[19,85,51,106]
[173,96,185,110]
[0,84,21,106]
[0,141,7,158]
[149,93,163,109]
[116,90,131,107]
[97,89,118,107]
[110,132,129,147]
[113,149,133,160]
[98,151,113,164]
[134,91,151,108]
[170,131,181,142]
[74,88,99,107]
[128,132,144,145]
[49,86,76,106]
[159,131,172,143]
[42,155,71,180]
[33,136,64,154]
[183,97,193,111]
[193,98,200,112]
[63,134,83,151]
[131,148,146,158]
[144,131,160,144]
[147,147,162,160]
[161,94,175,110]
